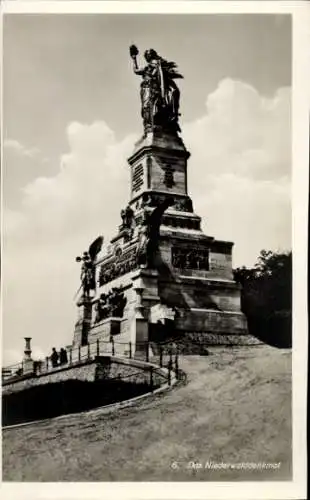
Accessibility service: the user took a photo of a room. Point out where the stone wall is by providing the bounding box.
[182,331,261,347]
[208,251,233,280]
[175,309,247,334]
[2,356,168,396]
[102,357,165,387]
[157,276,242,313]
[172,332,260,352]
[3,361,97,395]
[88,318,123,343]
[150,154,186,195]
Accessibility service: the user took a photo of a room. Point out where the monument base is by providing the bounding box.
[72,129,253,350]
[88,317,122,343]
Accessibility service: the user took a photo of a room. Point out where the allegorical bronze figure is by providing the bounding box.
[129,45,183,135]
[75,236,103,299]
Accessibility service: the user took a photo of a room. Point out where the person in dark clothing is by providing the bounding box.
[59,348,68,365]
[50,348,59,368]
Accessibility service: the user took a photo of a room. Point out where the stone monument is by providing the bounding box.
[72,46,250,356]
[23,337,34,374]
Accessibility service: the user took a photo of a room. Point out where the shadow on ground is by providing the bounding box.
[3,379,155,427]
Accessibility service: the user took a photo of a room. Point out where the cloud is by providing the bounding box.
[6,122,135,245]
[183,78,291,265]
[3,138,50,210]
[3,121,138,362]
[3,79,291,363]
[183,79,290,182]
[4,138,40,159]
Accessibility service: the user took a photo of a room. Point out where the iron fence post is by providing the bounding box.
[112,338,115,356]
[96,338,100,356]
[69,348,72,365]
[146,342,149,363]
[159,346,163,367]
[45,357,49,371]
[129,341,132,359]
[150,366,153,392]
[168,364,171,386]
[87,342,90,359]
[169,348,173,369]
[78,345,81,362]
[175,353,179,379]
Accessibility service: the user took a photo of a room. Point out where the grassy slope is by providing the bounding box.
[2,345,291,481]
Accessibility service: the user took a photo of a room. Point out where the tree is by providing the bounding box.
[234,250,292,348]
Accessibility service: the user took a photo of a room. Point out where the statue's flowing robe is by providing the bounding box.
[140,59,181,131]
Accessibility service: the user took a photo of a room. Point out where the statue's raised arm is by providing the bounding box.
[129,45,144,75]
[129,45,183,135]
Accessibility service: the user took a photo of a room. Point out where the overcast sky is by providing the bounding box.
[3,13,291,363]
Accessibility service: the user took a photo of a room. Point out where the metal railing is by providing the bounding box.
[2,338,180,388]
[2,362,24,380]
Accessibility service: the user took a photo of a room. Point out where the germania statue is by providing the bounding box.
[129,45,183,135]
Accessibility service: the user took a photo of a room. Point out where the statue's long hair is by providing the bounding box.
[144,48,183,80]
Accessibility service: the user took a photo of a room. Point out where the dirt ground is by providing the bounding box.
[2,344,291,481]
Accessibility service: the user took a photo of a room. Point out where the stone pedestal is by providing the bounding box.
[88,317,122,343]
[132,268,160,305]
[23,337,34,374]
[129,269,160,360]
[130,279,148,360]
[72,127,250,348]
[72,297,93,347]
[133,317,149,360]
[128,130,190,204]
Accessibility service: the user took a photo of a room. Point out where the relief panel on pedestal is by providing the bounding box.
[171,245,210,271]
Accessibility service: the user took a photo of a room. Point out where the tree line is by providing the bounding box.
[233,250,292,348]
